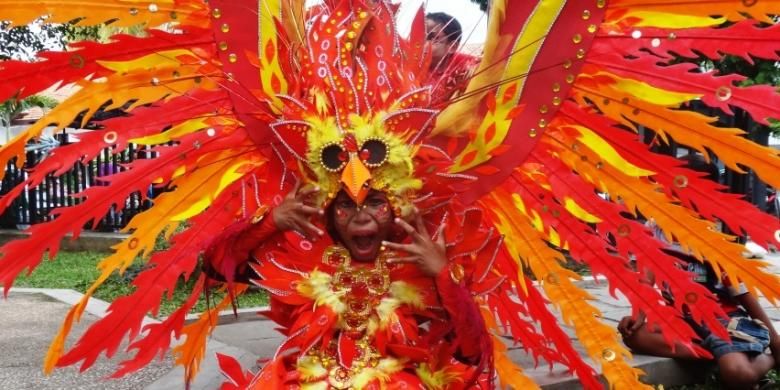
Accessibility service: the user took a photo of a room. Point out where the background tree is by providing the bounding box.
[0,95,58,142]
[0,19,66,61]
[469,0,489,12]
[1,18,144,61]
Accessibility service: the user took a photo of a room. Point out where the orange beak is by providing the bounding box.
[341,153,372,205]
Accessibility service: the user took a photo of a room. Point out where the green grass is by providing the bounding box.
[9,251,268,317]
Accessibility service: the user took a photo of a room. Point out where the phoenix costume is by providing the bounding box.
[2,0,780,389]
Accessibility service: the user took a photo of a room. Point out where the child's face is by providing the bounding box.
[331,189,393,261]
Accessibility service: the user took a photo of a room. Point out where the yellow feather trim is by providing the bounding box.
[300,383,328,390]
[297,270,347,314]
[611,76,701,107]
[303,114,420,208]
[415,363,463,390]
[97,50,193,73]
[563,197,603,224]
[373,281,423,332]
[296,356,328,381]
[608,11,723,29]
[258,0,288,110]
[351,357,404,389]
[569,125,655,177]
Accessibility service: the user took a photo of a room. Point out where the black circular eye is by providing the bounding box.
[360,139,388,167]
[320,144,347,172]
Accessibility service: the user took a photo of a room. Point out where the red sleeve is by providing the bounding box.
[204,211,279,283]
[434,267,492,364]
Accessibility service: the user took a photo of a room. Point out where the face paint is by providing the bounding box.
[335,207,349,223]
[330,190,394,261]
[332,193,391,222]
[373,203,390,220]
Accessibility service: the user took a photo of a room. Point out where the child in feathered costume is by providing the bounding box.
[3,1,780,389]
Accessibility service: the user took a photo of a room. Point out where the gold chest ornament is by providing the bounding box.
[323,245,391,336]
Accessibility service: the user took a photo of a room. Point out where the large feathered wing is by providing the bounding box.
[0,0,278,385]
[425,0,780,388]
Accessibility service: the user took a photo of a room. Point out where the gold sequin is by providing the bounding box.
[103,131,118,144]
[602,349,616,362]
[582,10,591,20]
[715,86,732,101]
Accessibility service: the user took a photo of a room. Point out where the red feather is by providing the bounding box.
[338,333,359,368]
[0,27,214,102]
[520,278,601,388]
[216,353,253,390]
[55,182,245,373]
[506,171,706,353]
[0,130,245,295]
[587,52,780,125]
[488,290,562,368]
[110,275,206,378]
[561,103,780,248]
[0,90,231,217]
[531,143,729,341]
[593,21,780,63]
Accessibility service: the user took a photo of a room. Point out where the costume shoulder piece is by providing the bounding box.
[2,1,780,388]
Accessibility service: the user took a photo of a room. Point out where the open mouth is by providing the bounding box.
[348,230,381,260]
[352,234,377,251]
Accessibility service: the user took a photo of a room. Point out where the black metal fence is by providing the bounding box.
[0,135,153,231]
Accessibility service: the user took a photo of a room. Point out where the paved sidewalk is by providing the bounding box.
[0,253,778,389]
[0,290,173,390]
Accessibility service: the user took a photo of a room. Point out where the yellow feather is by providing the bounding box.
[131,117,238,145]
[569,125,655,177]
[296,356,328,381]
[447,0,567,173]
[563,197,603,224]
[546,129,780,303]
[415,363,463,390]
[0,0,206,28]
[351,357,404,389]
[484,190,650,389]
[300,383,328,390]
[374,281,422,331]
[97,50,192,72]
[296,270,347,314]
[606,1,780,24]
[611,77,701,106]
[573,72,780,191]
[258,0,288,110]
[608,11,724,28]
